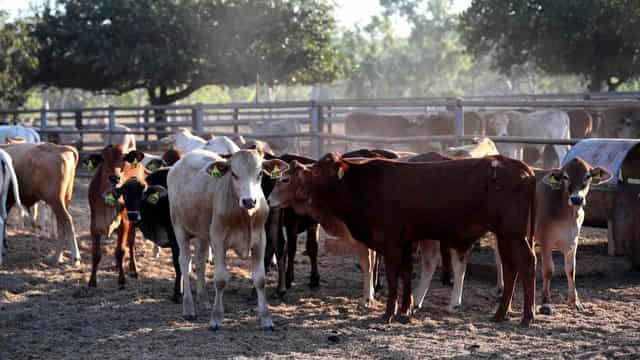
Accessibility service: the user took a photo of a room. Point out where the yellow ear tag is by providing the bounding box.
[591,174,600,184]
[337,167,345,180]
[147,192,160,204]
[105,192,117,206]
[209,165,222,178]
[85,160,95,172]
[270,165,281,179]
[131,159,138,168]
[548,176,560,190]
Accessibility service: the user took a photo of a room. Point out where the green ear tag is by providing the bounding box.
[591,174,601,184]
[86,160,95,172]
[146,162,157,171]
[270,165,281,179]
[105,193,117,206]
[549,176,560,190]
[147,192,160,204]
[131,159,138,168]
[209,165,222,178]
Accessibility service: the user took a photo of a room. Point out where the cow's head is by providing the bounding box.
[485,112,509,137]
[106,176,167,223]
[268,160,313,211]
[145,158,167,172]
[206,150,287,210]
[542,157,612,207]
[161,149,182,166]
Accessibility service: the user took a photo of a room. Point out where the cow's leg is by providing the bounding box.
[251,230,273,331]
[412,239,439,311]
[372,252,382,292]
[115,223,128,288]
[448,247,468,314]
[563,245,583,312]
[0,216,5,266]
[382,252,399,324]
[88,232,102,287]
[152,244,161,259]
[53,202,80,266]
[493,237,517,323]
[539,243,555,316]
[126,225,138,278]
[170,242,182,303]
[210,236,229,331]
[439,241,453,286]
[519,239,537,326]
[306,224,320,288]
[285,221,298,290]
[175,226,195,319]
[355,241,374,307]
[194,239,210,310]
[494,239,504,298]
[398,243,413,320]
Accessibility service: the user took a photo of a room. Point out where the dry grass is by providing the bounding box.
[1,177,639,359]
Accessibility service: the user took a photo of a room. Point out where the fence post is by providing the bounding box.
[108,105,115,145]
[56,111,62,126]
[233,107,239,134]
[309,101,323,158]
[453,97,465,145]
[40,107,47,130]
[192,103,204,136]
[75,110,84,151]
[143,109,150,144]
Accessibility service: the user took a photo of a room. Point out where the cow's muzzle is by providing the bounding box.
[240,198,257,209]
[127,211,142,223]
[569,195,585,207]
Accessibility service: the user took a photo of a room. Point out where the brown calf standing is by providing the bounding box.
[269,153,537,325]
[86,145,145,288]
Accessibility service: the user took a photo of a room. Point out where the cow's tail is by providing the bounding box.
[61,146,79,205]
[1,152,27,220]
[526,174,536,248]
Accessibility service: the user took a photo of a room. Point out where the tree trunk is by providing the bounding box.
[589,72,607,92]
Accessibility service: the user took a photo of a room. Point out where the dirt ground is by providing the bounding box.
[1,177,640,359]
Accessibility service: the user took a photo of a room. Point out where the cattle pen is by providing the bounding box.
[2,93,640,359]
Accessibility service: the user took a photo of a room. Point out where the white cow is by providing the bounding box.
[168,149,286,330]
[0,149,29,266]
[0,125,41,144]
[102,123,136,154]
[250,119,300,154]
[160,128,207,153]
[486,110,570,168]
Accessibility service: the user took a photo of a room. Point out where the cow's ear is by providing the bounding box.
[144,185,168,205]
[590,167,612,185]
[145,159,166,172]
[83,154,103,172]
[263,159,288,179]
[124,150,145,168]
[207,161,229,178]
[542,171,563,190]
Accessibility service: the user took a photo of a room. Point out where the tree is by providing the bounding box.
[31,0,341,106]
[459,0,640,91]
[0,12,38,108]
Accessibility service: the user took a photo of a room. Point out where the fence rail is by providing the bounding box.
[1,92,639,157]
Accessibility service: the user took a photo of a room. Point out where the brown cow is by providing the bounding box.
[2,143,79,265]
[161,149,183,166]
[345,113,410,150]
[410,111,486,153]
[567,110,593,139]
[269,153,537,325]
[86,145,146,288]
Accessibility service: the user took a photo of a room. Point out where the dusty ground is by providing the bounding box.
[1,177,640,359]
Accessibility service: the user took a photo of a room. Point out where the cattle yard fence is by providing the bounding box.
[1,92,640,158]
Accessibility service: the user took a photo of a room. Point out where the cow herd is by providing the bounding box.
[0,110,620,333]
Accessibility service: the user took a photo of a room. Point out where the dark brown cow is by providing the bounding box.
[269,153,537,325]
[161,149,182,166]
[345,113,410,138]
[87,145,146,288]
[567,110,593,139]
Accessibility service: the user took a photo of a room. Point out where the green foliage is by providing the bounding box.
[31,0,340,105]
[0,12,38,108]
[460,0,640,91]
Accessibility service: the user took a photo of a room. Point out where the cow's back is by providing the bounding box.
[345,113,409,138]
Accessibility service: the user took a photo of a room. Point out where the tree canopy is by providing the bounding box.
[0,11,38,108]
[31,0,341,105]
[459,0,640,91]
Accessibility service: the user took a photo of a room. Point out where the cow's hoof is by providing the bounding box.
[447,305,463,314]
[88,279,97,288]
[183,314,196,321]
[309,274,320,289]
[539,304,553,316]
[129,272,138,279]
[574,302,585,313]
[261,318,274,331]
[394,314,412,324]
[520,316,533,327]
[491,313,510,323]
[208,323,220,332]
[72,258,81,267]
[381,313,393,324]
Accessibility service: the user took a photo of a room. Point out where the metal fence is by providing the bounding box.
[1,91,640,158]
